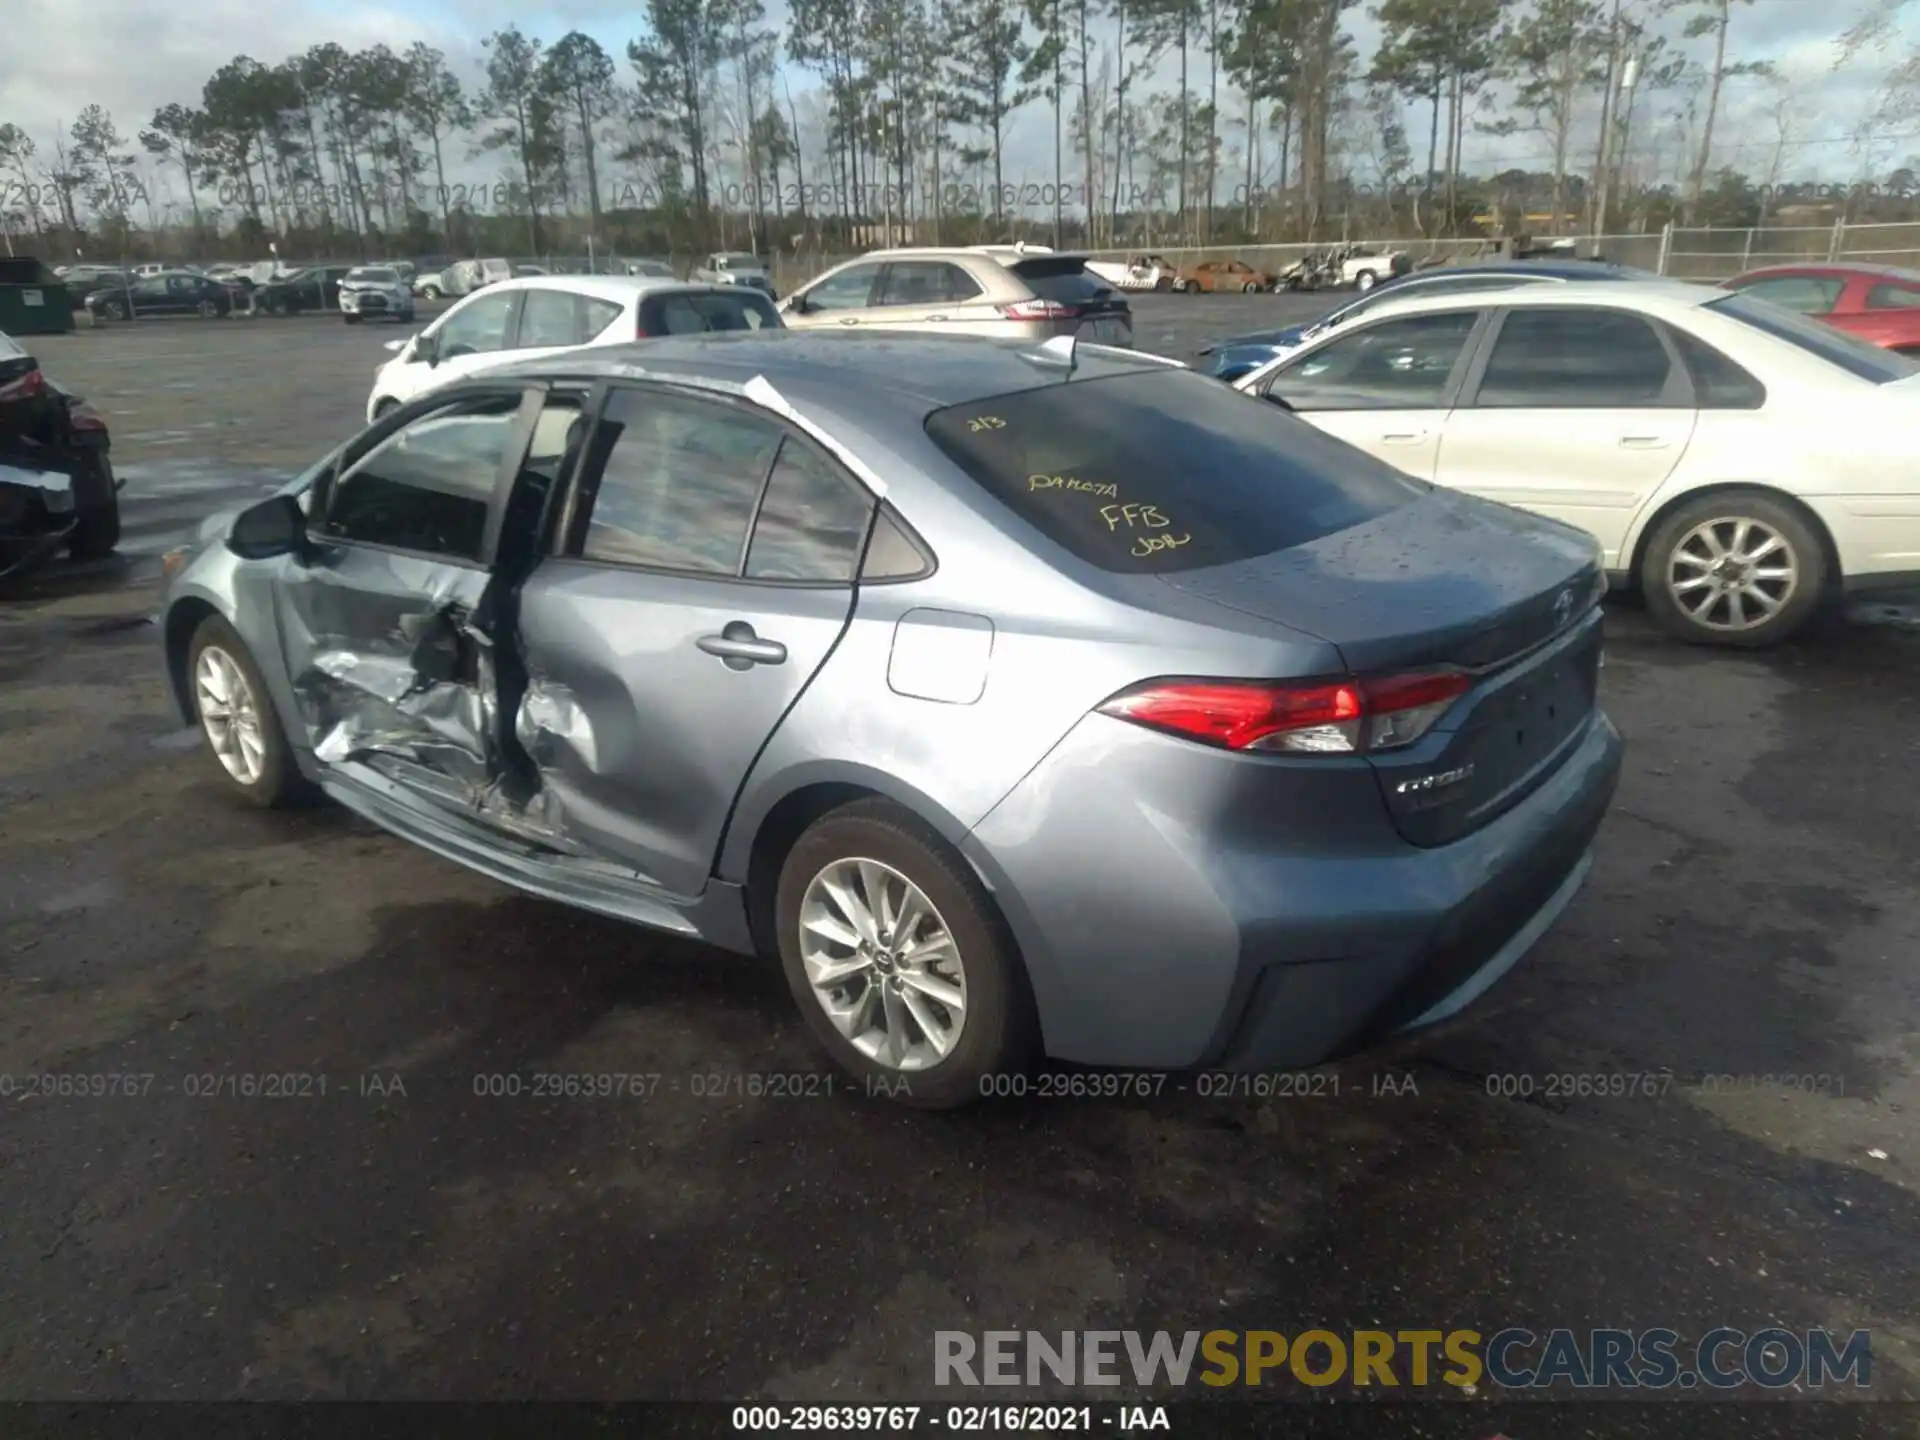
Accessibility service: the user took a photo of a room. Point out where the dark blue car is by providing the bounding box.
[1196,260,1659,381]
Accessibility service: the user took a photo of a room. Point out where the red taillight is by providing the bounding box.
[999,298,1079,321]
[68,403,107,432]
[0,367,47,404]
[1097,671,1471,755]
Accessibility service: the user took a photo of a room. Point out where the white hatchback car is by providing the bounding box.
[365,275,783,422]
[1234,280,1920,646]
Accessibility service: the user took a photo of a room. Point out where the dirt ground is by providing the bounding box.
[2,300,1918,1427]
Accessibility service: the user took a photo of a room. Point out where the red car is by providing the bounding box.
[1719,262,1920,354]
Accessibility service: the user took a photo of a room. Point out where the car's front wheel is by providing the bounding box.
[1639,490,1827,648]
[1181,279,1200,294]
[421,284,442,300]
[186,615,311,807]
[775,800,1035,1108]
[1241,279,1260,293]
[1355,270,1378,291]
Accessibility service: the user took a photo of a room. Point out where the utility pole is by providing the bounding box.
[1590,0,1623,241]
[1595,21,1639,243]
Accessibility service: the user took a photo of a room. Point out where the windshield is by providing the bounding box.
[716,254,762,268]
[349,268,398,283]
[924,369,1423,574]
[1706,293,1920,383]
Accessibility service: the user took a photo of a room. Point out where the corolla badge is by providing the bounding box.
[1395,763,1475,796]
[1553,587,1574,628]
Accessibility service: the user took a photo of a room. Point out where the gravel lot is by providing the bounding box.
[2,296,1918,1421]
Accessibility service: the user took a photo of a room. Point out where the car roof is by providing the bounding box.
[859,244,1070,263]
[1733,261,1920,281]
[479,329,1172,407]
[481,274,714,301]
[1399,259,1647,281]
[1337,277,1719,322]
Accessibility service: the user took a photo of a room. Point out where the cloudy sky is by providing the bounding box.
[3,0,1916,211]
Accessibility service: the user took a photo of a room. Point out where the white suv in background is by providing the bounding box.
[777,246,1134,346]
[364,274,783,421]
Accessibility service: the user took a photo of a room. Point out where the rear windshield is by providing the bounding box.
[1010,258,1115,306]
[1706,293,1919,383]
[923,369,1423,574]
[643,290,782,334]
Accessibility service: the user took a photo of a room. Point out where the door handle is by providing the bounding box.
[698,623,787,669]
[1379,430,1430,444]
[1619,436,1671,449]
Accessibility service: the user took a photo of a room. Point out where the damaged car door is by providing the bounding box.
[510,382,876,897]
[275,387,547,815]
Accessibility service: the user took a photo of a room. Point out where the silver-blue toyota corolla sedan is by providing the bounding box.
[159,331,1622,1108]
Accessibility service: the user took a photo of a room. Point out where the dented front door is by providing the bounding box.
[275,389,538,811]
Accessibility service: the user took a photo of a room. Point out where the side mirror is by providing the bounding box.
[1262,387,1294,411]
[227,494,308,561]
[418,333,441,367]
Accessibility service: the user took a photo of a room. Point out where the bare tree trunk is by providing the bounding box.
[1686,0,1730,221]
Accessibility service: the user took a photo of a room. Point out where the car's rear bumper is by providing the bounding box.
[964,708,1623,1071]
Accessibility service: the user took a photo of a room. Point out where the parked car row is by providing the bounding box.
[1086,247,1409,296]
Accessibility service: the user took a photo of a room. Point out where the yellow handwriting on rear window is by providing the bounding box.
[1132,531,1192,558]
[1099,502,1172,531]
[1029,473,1119,499]
[968,415,1007,433]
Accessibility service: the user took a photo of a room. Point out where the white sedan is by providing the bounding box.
[1234,280,1920,646]
[365,274,783,423]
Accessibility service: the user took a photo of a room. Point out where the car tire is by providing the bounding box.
[1639,489,1829,649]
[775,799,1037,1109]
[1181,279,1200,294]
[343,313,361,325]
[421,284,442,300]
[103,300,127,321]
[1242,280,1260,293]
[1355,271,1378,292]
[1154,275,1172,291]
[197,299,219,318]
[185,614,313,808]
[68,457,119,559]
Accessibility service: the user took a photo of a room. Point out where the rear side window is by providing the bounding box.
[877,262,982,306]
[923,369,1422,575]
[1866,283,1920,310]
[643,291,781,335]
[583,296,624,338]
[1009,259,1114,306]
[517,289,588,348]
[1707,293,1919,383]
[579,391,783,574]
[1669,330,1767,409]
[744,440,873,583]
[1726,274,1843,315]
[1475,308,1677,407]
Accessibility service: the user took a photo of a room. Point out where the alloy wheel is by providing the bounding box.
[797,857,968,1072]
[194,645,266,785]
[1666,516,1799,633]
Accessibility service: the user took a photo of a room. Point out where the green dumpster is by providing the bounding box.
[0,258,76,337]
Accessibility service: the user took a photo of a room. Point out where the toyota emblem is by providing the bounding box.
[1553,588,1573,627]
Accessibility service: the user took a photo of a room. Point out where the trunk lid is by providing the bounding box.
[1158,489,1607,846]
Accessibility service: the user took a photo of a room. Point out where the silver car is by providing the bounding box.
[158,332,1622,1108]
